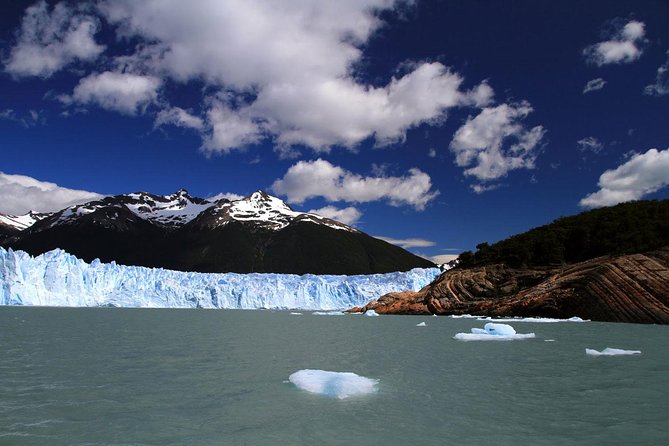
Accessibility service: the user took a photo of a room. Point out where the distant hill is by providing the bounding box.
[457,200,669,268]
[1,190,433,275]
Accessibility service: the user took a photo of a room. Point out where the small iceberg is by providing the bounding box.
[364,309,380,317]
[416,322,426,327]
[312,311,345,316]
[586,348,641,356]
[290,312,303,315]
[489,316,588,323]
[454,322,535,341]
[288,369,378,399]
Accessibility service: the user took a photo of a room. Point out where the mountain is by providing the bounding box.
[353,200,669,324]
[1,190,434,275]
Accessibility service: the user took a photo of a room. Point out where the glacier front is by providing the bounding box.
[0,248,440,310]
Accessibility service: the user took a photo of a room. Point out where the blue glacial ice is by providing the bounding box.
[0,248,440,310]
[289,369,378,399]
[454,322,536,341]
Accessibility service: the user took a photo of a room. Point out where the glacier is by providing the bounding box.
[0,248,440,310]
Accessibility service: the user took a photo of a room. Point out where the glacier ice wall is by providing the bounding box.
[0,248,440,310]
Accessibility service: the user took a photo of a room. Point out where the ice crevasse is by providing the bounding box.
[0,248,440,310]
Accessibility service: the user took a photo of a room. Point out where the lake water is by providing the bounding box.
[1,307,668,445]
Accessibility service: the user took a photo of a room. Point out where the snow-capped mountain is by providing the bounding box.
[193,191,354,231]
[0,211,50,231]
[1,190,433,275]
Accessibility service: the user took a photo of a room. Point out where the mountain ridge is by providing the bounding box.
[1,190,433,275]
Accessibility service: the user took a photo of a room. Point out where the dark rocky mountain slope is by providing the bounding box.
[353,200,669,324]
[1,190,433,275]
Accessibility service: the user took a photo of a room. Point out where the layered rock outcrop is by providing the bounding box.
[353,248,669,324]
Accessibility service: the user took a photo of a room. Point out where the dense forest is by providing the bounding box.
[458,199,669,268]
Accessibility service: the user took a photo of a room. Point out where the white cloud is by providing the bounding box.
[583,20,646,66]
[201,101,264,155]
[0,109,45,128]
[374,236,435,249]
[583,78,607,94]
[0,172,103,215]
[449,101,545,183]
[271,159,439,210]
[3,0,104,78]
[430,254,459,264]
[644,51,669,96]
[428,148,437,158]
[206,192,245,202]
[94,1,493,154]
[154,107,204,130]
[579,148,669,208]
[577,136,604,154]
[62,71,162,115]
[308,206,362,226]
[470,183,501,194]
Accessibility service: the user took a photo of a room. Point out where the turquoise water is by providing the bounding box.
[1,307,668,445]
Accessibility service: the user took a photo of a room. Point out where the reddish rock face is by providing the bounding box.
[358,248,669,324]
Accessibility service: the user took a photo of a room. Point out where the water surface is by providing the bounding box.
[1,307,667,445]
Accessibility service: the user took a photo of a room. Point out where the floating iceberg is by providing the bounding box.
[0,248,439,310]
[585,348,641,356]
[288,369,378,399]
[364,309,379,317]
[416,322,426,326]
[454,322,535,341]
[489,316,588,323]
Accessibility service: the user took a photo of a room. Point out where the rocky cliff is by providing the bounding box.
[353,248,669,324]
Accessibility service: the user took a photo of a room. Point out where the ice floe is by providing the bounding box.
[488,316,588,323]
[585,348,641,356]
[288,369,378,399]
[416,322,426,326]
[312,311,345,316]
[454,322,535,341]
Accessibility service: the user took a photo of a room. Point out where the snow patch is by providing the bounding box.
[454,323,535,341]
[289,369,378,399]
[585,348,641,356]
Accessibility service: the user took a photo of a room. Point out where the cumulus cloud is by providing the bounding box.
[644,51,669,96]
[577,136,604,154]
[579,148,669,208]
[374,236,436,249]
[3,0,104,78]
[308,206,362,226]
[154,107,204,131]
[449,102,545,183]
[583,20,646,66]
[271,159,439,210]
[92,1,493,154]
[60,71,162,115]
[0,172,103,215]
[583,78,607,94]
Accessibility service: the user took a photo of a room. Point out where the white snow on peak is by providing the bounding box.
[0,248,440,309]
[0,211,49,231]
[210,191,355,231]
[289,369,378,399]
[124,190,215,226]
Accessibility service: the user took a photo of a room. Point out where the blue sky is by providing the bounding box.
[1,0,668,263]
